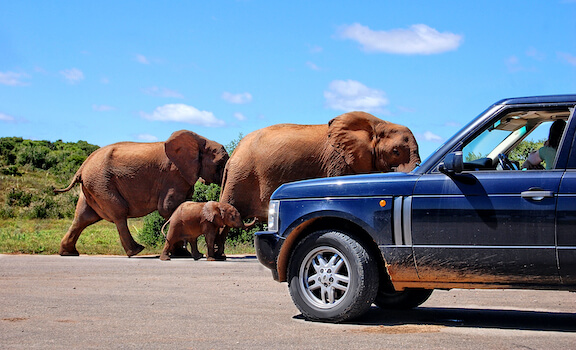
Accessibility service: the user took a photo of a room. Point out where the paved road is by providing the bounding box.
[1,254,575,349]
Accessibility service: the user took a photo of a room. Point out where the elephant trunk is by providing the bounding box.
[396,142,421,173]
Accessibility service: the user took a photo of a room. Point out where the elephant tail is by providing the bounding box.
[161,218,172,239]
[53,171,82,194]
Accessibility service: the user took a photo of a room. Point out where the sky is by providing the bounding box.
[1,1,576,160]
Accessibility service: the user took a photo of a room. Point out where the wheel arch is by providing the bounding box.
[276,215,387,284]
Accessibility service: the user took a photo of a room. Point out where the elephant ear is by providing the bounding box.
[202,201,224,227]
[165,130,204,186]
[328,111,383,174]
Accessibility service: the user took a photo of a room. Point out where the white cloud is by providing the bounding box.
[141,104,225,127]
[136,134,159,142]
[60,68,84,84]
[324,79,389,113]
[338,23,462,55]
[143,86,184,98]
[0,112,16,122]
[558,52,576,66]
[93,104,116,112]
[0,71,29,86]
[505,55,523,72]
[233,112,247,121]
[306,61,320,71]
[222,92,253,104]
[526,47,546,61]
[308,44,323,54]
[136,54,150,64]
[422,131,443,143]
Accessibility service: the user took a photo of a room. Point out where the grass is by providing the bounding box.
[0,218,256,256]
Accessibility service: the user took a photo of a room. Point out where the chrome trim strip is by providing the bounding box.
[413,245,557,249]
[402,196,412,245]
[393,196,403,245]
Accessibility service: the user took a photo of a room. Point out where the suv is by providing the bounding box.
[255,95,576,322]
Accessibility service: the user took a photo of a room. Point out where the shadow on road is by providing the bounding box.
[341,306,576,332]
[128,254,258,261]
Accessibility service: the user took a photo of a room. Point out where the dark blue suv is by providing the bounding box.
[255,95,576,322]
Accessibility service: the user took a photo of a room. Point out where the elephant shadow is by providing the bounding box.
[294,306,576,333]
[130,255,258,261]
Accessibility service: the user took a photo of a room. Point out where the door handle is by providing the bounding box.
[521,188,554,201]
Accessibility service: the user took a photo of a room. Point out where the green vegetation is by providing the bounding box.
[509,139,545,164]
[0,136,255,256]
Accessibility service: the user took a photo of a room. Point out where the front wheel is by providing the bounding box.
[288,230,379,323]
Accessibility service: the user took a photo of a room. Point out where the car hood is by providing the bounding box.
[271,172,420,200]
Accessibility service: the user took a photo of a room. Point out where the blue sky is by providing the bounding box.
[1,1,575,159]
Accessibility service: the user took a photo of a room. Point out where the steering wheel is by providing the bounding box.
[497,153,517,170]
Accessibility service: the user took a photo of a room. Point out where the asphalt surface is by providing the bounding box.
[1,254,575,349]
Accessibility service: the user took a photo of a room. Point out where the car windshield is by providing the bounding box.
[463,123,522,162]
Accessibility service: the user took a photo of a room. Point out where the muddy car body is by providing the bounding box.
[255,95,576,322]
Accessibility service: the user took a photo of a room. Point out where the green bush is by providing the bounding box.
[7,189,33,207]
[1,166,22,176]
[191,181,221,202]
[137,211,167,248]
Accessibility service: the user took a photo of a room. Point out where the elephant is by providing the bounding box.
[54,130,229,257]
[220,111,420,222]
[160,201,248,261]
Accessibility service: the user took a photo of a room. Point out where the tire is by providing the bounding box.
[374,288,433,310]
[288,230,379,323]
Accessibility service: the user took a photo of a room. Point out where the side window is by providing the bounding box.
[458,109,571,172]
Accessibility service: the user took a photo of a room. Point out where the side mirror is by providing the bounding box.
[439,151,463,174]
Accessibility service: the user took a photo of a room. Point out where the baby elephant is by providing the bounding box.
[160,201,245,261]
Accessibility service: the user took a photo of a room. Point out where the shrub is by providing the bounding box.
[137,211,167,248]
[0,206,15,219]
[7,189,33,207]
[191,181,221,202]
[1,166,22,176]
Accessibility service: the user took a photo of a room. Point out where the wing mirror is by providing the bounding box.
[439,151,463,174]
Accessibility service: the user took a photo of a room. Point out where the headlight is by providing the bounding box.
[267,200,280,232]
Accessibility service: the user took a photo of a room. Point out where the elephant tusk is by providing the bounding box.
[243,218,258,230]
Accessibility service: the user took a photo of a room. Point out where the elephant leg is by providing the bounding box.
[159,240,173,261]
[189,237,204,260]
[60,193,102,256]
[205,229,220,261]
[158,192,190,257]
[214,227,229,260]
[114,219,145,257]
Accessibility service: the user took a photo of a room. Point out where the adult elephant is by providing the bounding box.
[55,130,229,257]
[220,111,420,222]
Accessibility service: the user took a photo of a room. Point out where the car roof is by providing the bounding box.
[495,94,576,106]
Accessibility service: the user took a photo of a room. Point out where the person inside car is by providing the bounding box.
[522,119,566,170]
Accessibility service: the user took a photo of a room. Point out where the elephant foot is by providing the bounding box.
[192,252,204,261]
[207,255,226,262]
[159,253,171,261]
[126,244,145,257]
[59,247,80,256]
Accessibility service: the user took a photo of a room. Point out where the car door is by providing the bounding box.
[410,170,562,286]
[557,107,576,286]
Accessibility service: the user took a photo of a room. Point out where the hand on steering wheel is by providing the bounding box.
[497,153,517,170]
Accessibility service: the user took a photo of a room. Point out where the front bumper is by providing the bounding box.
[254,231,285,280]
